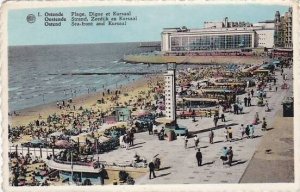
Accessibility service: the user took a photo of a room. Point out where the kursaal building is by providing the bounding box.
[161,8,292,53]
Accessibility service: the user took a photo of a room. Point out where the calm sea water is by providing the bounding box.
[8,43,165,111]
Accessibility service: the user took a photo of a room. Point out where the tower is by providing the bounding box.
[164,63,177,122]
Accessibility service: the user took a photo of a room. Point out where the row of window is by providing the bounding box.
[170,34,252,51]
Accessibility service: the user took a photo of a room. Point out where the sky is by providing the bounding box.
[8,4,289,46]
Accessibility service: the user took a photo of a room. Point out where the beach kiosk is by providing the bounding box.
[115,107,131,122]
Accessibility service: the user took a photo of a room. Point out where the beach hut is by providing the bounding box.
[115,107,131,122]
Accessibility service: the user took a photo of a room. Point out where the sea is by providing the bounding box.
[8,42,166,112]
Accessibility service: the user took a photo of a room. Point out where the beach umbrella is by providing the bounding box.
[55,140,72,148]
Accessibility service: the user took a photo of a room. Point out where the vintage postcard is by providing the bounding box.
[0,0,299,191]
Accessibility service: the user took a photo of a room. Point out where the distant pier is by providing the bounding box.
[139,42,161,48]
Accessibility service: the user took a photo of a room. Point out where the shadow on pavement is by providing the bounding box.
[190,123,239,134]
[129,146,142,150]
[133,142,146,146]
[158,166,171,171]
[202,161,215,166]
[156,172,171,178]
[212,140,224,144]
[230,160,247,166]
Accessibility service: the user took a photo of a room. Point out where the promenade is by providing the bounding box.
[93,66,293,184]
[123,54,267,65]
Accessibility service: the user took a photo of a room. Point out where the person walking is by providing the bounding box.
[196,149,202,166]
[249,124,255,139]
[265,100,270,112]
[251,89,254,97]
[262,117,267,131]
[239,124,245,139]
[124,134,129,150]
[228,127,233,142]
[148,123,153,135]
[253,112,259,125]
[224,127,229,142]
[247,96,251,107]
[220,113,225,122]
[148,161,156,179]
[227,146,233,166]
[129,131,134,146]
[244,96,247,107]
[184,135,188,149]
[233,103,238,114]
[209,129,214,144]
[213,114,219,127]
[194,135,199,149]
[245,125,250,139]
[119,135,125,148]
[275,86,278,92]
[220,147,228,165]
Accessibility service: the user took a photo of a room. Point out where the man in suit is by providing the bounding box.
[148,161,156,179]
[196,149,202,166]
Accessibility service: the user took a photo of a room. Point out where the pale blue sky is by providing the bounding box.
[8,4,289,46]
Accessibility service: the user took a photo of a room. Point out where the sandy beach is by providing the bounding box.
[9,75,163,128]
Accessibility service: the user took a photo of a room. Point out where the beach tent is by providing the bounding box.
[30,139,47,147]
[30,139,44,145]
[55,140,72,148]
[135,109,151,117]
[48,132,64,138]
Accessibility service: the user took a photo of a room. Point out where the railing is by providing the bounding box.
[52,158,93,167]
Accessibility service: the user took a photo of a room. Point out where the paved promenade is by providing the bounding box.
[95,67,293,184]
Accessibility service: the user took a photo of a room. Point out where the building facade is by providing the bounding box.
[161,8,293,53]
[162,28,256,52]
[274,7,293,48]
[161,18,276,53]
[253,21,275,49]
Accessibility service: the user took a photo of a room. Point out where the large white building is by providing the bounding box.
[161,18,275,53]
[164,66,176,121]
